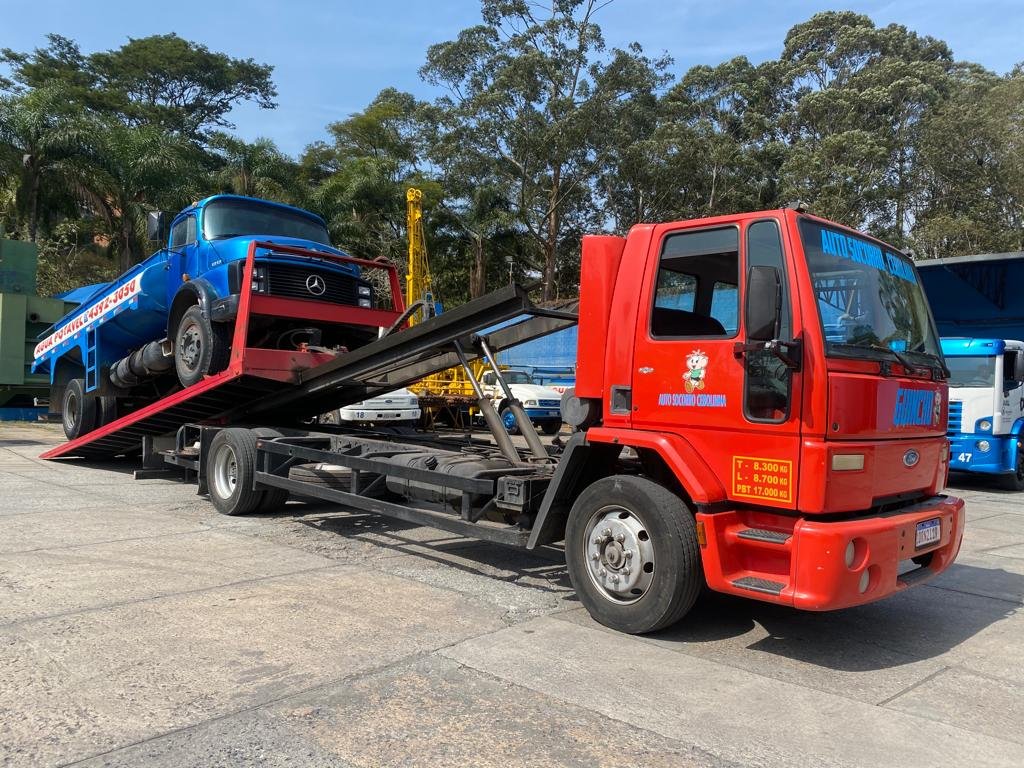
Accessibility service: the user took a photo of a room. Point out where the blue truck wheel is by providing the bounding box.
[174,305,231,388]
[61,378,98,440]
[1003,445,1024,491]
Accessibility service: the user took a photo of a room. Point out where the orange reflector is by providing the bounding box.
[696,520,707,547]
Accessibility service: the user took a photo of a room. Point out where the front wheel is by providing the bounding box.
[540,419,562,436]
[175,304,231,388]
[1002,444,1024,491]
[499,406,520,435]
[565,475,702,634]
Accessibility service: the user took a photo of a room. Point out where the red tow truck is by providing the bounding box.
[44,206,964,634]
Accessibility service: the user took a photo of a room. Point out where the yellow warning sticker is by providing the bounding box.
[732,456,794,504]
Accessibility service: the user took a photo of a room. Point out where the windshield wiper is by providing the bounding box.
[828,343,924,377]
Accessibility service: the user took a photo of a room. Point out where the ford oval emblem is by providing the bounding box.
[903,449,920,468]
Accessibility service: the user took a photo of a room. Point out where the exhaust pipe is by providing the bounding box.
[110,339,174,388]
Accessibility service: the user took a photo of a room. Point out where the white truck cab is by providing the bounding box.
[479,370,563,435]
[943,337,1024,489]
[332,388,421,427]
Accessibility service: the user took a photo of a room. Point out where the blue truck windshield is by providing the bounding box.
[798,218,941,363]
[203,200,330,245]
[946,356,996,388]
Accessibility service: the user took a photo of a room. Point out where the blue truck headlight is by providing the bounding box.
[358,286,371,297]
[976,440,991,453]
[976,418,992,433]
[358,299,371,308]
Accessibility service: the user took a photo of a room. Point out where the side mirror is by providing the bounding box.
[746,266,782,343]
[146,211,172,244]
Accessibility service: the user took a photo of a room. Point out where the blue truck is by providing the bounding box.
[32,194,379,439]
[941,337,1024,489]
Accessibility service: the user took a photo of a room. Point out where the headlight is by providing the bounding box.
[358,298,371,308]
[977,419,992,433]
[524,399,538,406]
[358,285,371,297]
[977,440,991,453]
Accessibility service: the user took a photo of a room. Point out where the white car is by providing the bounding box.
[479,370,563,435]
[332,388,421,427]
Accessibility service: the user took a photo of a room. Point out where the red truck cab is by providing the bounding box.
[570,208,964,617]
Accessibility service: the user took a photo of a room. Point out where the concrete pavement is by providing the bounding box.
[1,421,1022,767]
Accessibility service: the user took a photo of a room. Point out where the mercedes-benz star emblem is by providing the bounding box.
[305,274,326,296]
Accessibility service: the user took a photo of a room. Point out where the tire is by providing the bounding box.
[174,304,231,388]
[98,396,119,427]
[206,428,266,516]
[565,475,702,634]
[541,419,562,436]
[251,428,289,512]
[499,406,520,435]
[1001,443,1024,491]
[61,378,98,439]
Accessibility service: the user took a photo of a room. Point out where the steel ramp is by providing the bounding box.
[41,283,577,459]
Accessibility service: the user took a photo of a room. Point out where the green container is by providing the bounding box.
[0,238,39,294]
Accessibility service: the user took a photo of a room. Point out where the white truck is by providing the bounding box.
[329,388,421,428]
[479,369,563,435]
[943,337,1024,489]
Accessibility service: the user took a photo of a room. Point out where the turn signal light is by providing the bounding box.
[831,454,865,471]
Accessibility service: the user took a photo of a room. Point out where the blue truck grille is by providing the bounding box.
[266,265,369,306]
[947,400,962,435]
[538,399,560,408]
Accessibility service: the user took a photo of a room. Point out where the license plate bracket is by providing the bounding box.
[915,518,941,549]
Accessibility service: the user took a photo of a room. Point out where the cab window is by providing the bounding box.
[650,227,738,338]
[170,215,196,248]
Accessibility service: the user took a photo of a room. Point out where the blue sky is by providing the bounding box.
[2,0,1021,156]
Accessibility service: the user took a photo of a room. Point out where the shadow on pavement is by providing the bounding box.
[648,562,1022,671]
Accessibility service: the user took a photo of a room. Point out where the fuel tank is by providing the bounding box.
[381,450,522,504]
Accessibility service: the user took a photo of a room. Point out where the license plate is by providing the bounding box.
[915,518,941,549]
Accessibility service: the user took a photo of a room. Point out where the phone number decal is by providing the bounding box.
[732,456,794,504]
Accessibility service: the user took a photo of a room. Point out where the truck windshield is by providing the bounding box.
[946,356,996,388]
[798,218,941,364]
[504,372,533,384]
[203,199,330,244]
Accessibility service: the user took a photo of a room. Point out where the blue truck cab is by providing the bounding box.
[942,337,1024,489]
[33,195,377,439]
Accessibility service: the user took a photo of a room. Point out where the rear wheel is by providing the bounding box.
[175,305,231,388]
[540,419,562,436]
[206,428,265,516]
[565,475,702,634]
[1002,443,1024,491]
[61,378,98,439]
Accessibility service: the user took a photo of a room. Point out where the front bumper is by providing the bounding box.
[698,494,965,611]
[338,407,421,423]
[948,434,1014,474]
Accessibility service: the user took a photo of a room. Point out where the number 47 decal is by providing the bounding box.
[957,452,972,463]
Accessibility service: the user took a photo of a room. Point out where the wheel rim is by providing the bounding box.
[583,504,656,604]
[211,443,238,500]
[501,409,517,432]
[179,323,203,371]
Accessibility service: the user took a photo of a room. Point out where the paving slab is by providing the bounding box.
[0,569,503,767]
[884,666,1024,746]
[0,528,337,624]
[443,617,1024,768]
[76,655,729,768]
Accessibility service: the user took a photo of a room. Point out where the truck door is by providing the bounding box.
[630,217,804,511]
[166,214,198,306]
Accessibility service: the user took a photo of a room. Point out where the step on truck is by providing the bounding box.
[42,206,965,635]
[942,337,1024,489]
[32,194,396,440]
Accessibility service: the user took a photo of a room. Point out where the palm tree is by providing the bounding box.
[209,134,299,202]
[0,85,90,241]
[69,120,202,269]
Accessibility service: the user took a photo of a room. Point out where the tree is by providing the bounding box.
[778,12,953,243]
[2,34,277,142]
[209,134,299,202]
[913,63,1024,256]
[69,120,202,269]
[0,85,90,241]
[421,0,669,300]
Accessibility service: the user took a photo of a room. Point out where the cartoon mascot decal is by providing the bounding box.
[684,349,709,393]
